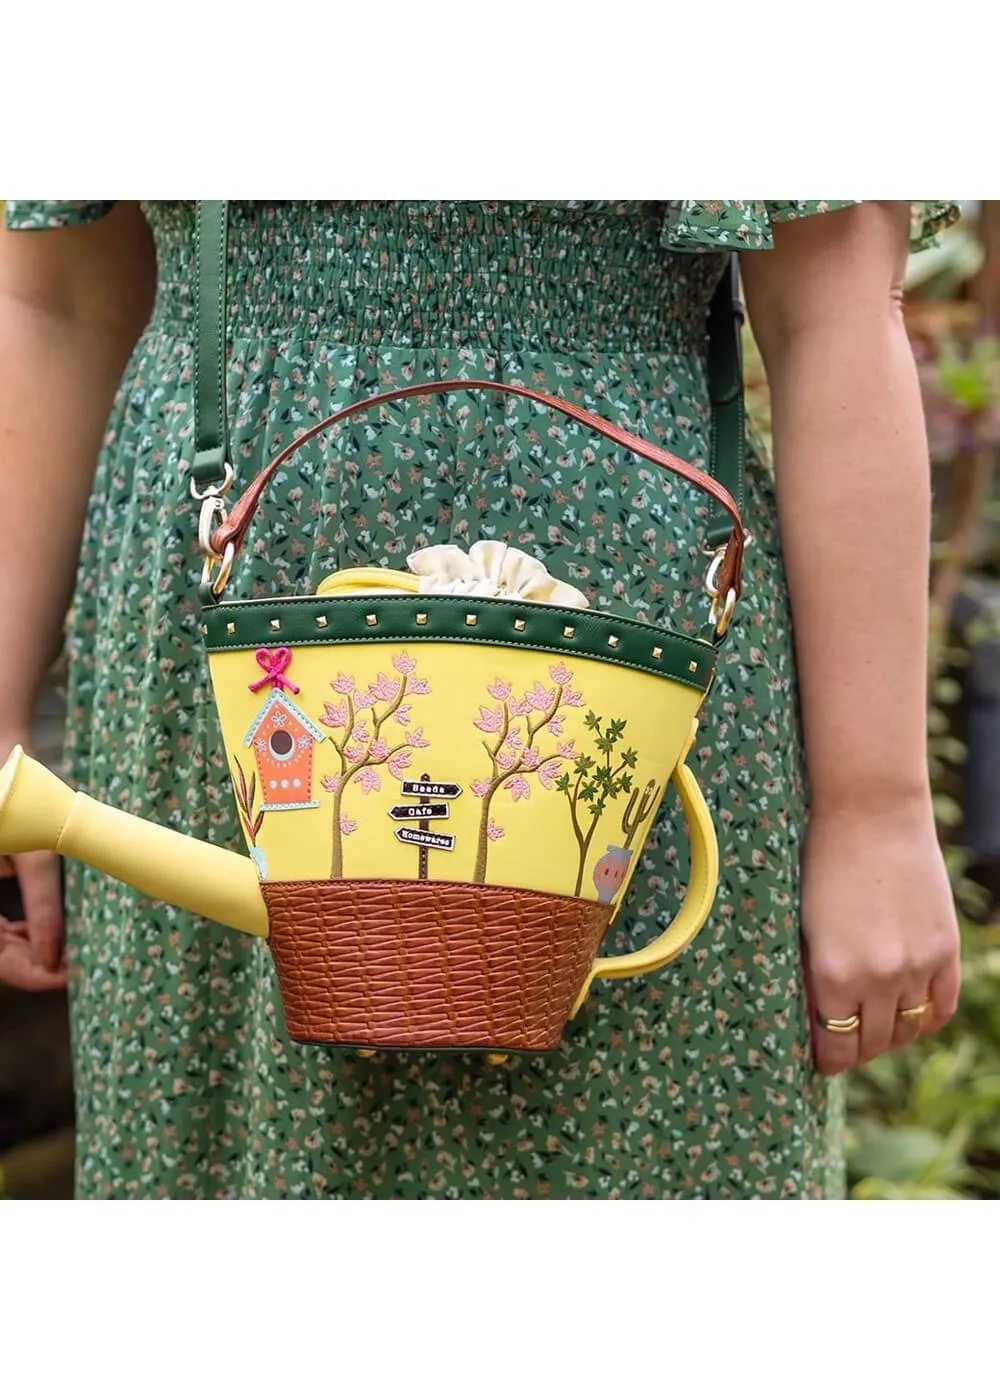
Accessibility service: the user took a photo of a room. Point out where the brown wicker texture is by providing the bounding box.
[262,879,613,1051]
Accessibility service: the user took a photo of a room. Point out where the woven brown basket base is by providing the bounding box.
[262,878,613,1052]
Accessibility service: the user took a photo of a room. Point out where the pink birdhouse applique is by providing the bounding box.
[243,692,326,811]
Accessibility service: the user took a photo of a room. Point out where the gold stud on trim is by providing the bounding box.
[316,615,328,630]
[514,619,526,632]
[365,613,378,627]
[688,660,698,674]
[652,646,663,660]
[465,613,478,626]
[416,612,428,626]
[563,626,576,639]
[226,622,236,636]
[269,619,280,632]
[608,635,619,649]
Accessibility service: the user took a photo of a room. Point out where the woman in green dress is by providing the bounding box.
[0,200,962,1198]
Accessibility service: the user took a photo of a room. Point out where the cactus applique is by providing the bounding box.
[621,778,660,849]
[590,779,661,905]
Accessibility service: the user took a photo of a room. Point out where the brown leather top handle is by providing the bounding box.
[208,379,746,604]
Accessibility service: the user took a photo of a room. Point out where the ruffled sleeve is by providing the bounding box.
[3,201,116,230]
[661,200,960,253]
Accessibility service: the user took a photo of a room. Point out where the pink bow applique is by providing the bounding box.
[248,647,300,695]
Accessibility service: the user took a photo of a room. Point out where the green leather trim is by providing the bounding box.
[201,594,717,693]
[192,201,230,487]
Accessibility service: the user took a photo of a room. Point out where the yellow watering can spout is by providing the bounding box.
[0,747,267,938]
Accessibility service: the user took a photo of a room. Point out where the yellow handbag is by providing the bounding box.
[0,202,750,1057]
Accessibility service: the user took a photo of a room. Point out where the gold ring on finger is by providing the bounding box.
[897,1001,933,1027]
[817,1012,861,1035]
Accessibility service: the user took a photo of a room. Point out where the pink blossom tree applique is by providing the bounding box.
[318,651,432,877]
[470,661,583,883]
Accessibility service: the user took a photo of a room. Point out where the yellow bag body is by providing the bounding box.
[208,588,708,898]
[200,579,721,1050]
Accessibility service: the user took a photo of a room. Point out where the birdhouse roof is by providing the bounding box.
[243,692,326,747]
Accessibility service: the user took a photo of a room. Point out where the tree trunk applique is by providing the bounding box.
[318,652,432,878]
[470,662,583,883]
[554,712,639,897]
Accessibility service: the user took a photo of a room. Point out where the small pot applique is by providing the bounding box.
[592,844,632,905]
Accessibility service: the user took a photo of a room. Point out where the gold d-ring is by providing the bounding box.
[200,540,235,598]
[189,461,234,501]
[710,586,737,636]
[704,546,739,637]
[817,1012,861,1035]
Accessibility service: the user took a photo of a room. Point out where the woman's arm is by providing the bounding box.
[0,202,155,985]
[740,202,961,1075]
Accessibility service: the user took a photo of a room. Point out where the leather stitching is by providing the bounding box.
[215,202,227,465]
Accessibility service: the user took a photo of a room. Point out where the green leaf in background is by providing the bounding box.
[933,792,964,827]
[848,1125,949,1183]
[851,1179,965,1200]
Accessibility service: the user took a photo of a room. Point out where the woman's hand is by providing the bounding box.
[0,733,67,991]
[0,889,68,992]
[801,799,961,1075]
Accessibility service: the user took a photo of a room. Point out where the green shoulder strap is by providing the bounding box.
[191,200,746,544]
[706,254,746,549]
[192,200,231,489]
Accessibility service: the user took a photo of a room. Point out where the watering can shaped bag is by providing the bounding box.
[0,202,751,1056]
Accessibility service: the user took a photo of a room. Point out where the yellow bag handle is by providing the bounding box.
[570,720,719,1016]
[316,567,419,595]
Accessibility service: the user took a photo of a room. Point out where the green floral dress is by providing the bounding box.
[4,200,957,1199]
